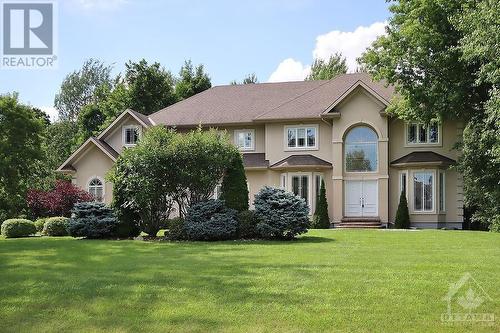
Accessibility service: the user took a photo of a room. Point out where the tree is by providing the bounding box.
[54,59,113,121]
[394,191,410,229]
[230,73,259,85]
[125,59,177,115]
[76,104,106,141]
[0,94,44,221]
[306,53,348,81]
[311,179,330,229]
[220,152,249,211]
[359,0,499,229]
[175,60,212,100]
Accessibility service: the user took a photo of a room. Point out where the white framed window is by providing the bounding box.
[285,125,318,150]
[439,171,445,212]
[280,172,313,214]
[122,125,141,147]
[413,171,434,212]
[344,126,378,172]
[88,177,104,202]
[234,129,255,151]
[280,173,287,189]
[406,123,440,145]
[212,182,223,200]
[399,170,408,198]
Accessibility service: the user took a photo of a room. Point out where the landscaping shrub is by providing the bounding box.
[254,186,309,239]
[34,218,47,233]
[165,217,187,240]
[68,202,119,239]
[112,193,141,238]
[395,191,411,229]
[184,200,238,241]
[27,180,93,218]
[237,210,258,239]
[489,216,500,233]
[220,152,249,211]
[1,219,36,238]
[311,179,330,229]
[43,217,69,236]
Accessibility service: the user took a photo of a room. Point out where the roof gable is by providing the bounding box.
[57,137,118,172]
[97,108,152,140]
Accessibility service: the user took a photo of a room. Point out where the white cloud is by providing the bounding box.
[40,106,58,122]
[72,0,127,10]
[268,21,386,82]
[268,58,311,83]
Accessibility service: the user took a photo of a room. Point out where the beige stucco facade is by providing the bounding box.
[60,86,463,229]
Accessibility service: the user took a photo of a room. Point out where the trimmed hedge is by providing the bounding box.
[185,200,238,241]
[68,202,119,239]
[1,219,36,238]
[43,217,69,236]
[34,218,47,233]
[237,210,258,239]
[165,217,187,240]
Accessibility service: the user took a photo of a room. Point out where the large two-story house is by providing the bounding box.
[57,73,463,228]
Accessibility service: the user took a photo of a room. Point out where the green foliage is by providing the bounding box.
[306,53,348,81]
[237,210,258,239]
[254,186,309,239]
[394,191,410,229]
[165,217,187,240]
[76,104,106,141]
[231,73,259,85]
[43,217,69,236]
[54,58,113,121]
[220,153,249,211]
[1,219,36,238]
[68,202,119,239]
[0,94,44,219]
[175,60,212,100]
[184,200,238,241]
[125,59,177,115]
[111,189,141,238]
[311,180,330,229]
[34,218,47,233]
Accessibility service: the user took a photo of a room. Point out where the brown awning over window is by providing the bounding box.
[270,154,332,170]
[391,151,455,168]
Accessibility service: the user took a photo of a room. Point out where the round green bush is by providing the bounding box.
[68,202,119,239]
[165,217,187,240]
[34,218,47,233]
[43,217,69,236]
[237,210,258,239]
[185,200,238,241]
[1,219,36,238]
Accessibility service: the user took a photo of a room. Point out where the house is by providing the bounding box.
[57,73,463,229]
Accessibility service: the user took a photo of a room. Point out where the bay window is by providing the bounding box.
[413,172,434,212]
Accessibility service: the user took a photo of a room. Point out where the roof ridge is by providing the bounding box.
[215,80,329,88]
[253,79,334,120]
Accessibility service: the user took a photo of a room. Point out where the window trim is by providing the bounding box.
[344,126,379,174]
[87,176,105,202]
[284,124,319,151]
[234,129,255,151]
[405,122,442,147]
[411,170,436,214]
[439,170,446,213]
[122,125,141,147]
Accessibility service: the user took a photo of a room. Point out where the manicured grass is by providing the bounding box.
[0,230,498,332]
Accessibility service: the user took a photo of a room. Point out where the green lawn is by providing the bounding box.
[0,230,498,333]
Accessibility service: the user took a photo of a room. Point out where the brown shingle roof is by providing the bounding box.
[93,138,119,160]
[149,73,394,126]
[242,153,269,169]
[391,151,455,167]
[270,155,332,169]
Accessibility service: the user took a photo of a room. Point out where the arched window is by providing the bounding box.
[344,126,378,172]
[88,178,104,202]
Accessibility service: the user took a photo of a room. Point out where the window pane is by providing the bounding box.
[418,125,427,143]
[408,124,417,143]
[346,126,378,143]
[315,175,321,199]
[287,129,296,147]
[414,174,423,211]
[245,132,252,148]
[297,128,306,147]
[292,176,300,196]
[301,176,309,205]
[345,143,377,172]
[400,173,407,195]
[429,123,438,143]
[424,173,433,211]
[439,172,444,211]
[237,132,245,147]
[307,128,316,147]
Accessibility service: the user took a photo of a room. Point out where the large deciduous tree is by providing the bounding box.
[360,0,499,230]
[175,60,212,100]
[306,53,348,81]
[54,59,113,121]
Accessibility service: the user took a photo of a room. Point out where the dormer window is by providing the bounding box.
[406,123,440,145]
[123,125,140,147]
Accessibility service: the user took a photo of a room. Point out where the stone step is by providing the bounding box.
[336,224,382,229]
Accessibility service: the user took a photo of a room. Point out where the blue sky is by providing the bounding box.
[0,0,390,120]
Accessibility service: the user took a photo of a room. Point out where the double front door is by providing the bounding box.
[345,180,378,217]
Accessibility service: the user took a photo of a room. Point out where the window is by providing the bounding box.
[315,174,324,200]
[413,172,433,212]
[213,183,222,199]
[280,173,287,189]
[407,123,439,144]
[88,178,104,202]
[234,129,254,150]
[399,171,408,198]
[123,126,140,146]
[344,126,378,172]
[439,171,445,212]
[286,126,317,149]
[291,174,310,206]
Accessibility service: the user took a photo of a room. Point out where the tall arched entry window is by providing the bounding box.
[88,177,104,202]
[344,126,378,172]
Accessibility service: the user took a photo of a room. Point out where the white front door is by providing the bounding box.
[345,180,378,217]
